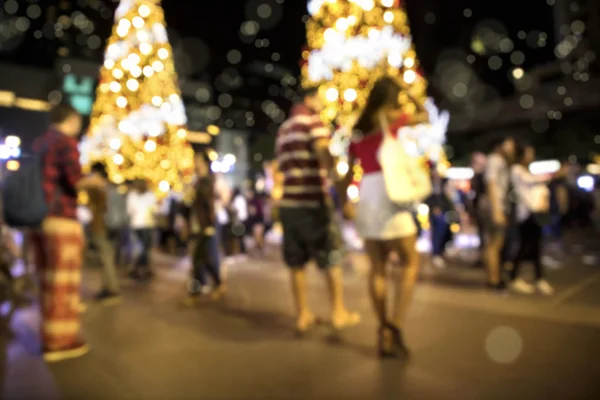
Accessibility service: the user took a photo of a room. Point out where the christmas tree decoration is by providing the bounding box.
[303,0,449,163]
[81,0,194,195]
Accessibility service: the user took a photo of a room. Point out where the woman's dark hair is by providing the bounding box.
[353,77,401,135]
[514,141,531,165]
[49,103,79,124]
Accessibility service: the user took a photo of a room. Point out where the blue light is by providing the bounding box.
[577,175,595,192]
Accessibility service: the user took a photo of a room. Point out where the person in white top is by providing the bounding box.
[509,144,554,295]
[229,187,248,259]
[126,179,157,280]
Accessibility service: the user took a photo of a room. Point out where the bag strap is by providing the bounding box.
[379,114,393,139]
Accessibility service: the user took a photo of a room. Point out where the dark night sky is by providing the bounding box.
[0,0,557,134]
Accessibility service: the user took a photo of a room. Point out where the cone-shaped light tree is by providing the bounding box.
[81,0,194,195]
[302,0,448,162]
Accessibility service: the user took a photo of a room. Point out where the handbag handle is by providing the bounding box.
[379,114,393,139]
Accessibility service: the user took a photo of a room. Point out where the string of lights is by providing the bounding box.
[82,0,194,196]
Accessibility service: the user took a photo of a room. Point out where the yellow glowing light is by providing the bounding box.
[128,53,141,65]
[151,96,163,106]
[208,149,218,161]
[326,87,339,102]
[126,78,139,91]
[403,70,416,84]
[140,43,152,55]
[137,30,149,43]
[157,48,169,59]
[112,68,124,79]
[132,16,144,29]
[335,18,348,31]
[109,82,121,93]
[383,11,394,23]
[343,88,357,102]
[119,19,131,30]
[381,0,394,7]
[336,160,349,176]
[6,160,19,171]
[207,125,220,135]
[512,67,524,79]
[177,129,187,138]
[404,57,415,68]
[450,223,460,233]
[152,61,164,72]
[104,59,115,69]
[143,66,154,77]
[138,5,151,17]
[347,184,359,202]
[113,174,124,184]
[144,140,157,152]
[113,154,124,165]
[158,180,170,192]
[417,203,429,216]
[116,96,128,108]
[120,58,131,70]
[130,66,142,77]
[107,44,120,58]
[109,138,122,150]
[116,24,129,37]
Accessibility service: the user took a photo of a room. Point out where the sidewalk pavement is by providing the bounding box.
[1,250,599,400]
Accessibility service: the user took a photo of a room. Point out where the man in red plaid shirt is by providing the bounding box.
[31,104,104,363]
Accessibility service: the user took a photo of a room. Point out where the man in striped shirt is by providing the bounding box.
[276,86,359,334]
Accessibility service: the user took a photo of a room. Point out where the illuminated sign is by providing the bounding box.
[62,74,95,115]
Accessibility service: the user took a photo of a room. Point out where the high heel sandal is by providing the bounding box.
[388,324,410,358]
[378,324,398,358]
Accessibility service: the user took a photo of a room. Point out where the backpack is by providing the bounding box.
[2,148,51,228]
[378,115,432,204]
[105,185,128,230]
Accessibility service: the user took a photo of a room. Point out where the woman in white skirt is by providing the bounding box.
[345,77,427,358]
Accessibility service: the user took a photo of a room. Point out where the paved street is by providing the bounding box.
[1,248,600,400]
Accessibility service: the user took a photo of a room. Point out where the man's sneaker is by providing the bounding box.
[43,342,90,363]
[432,256,446,269]
[536,280,555,296]
[94,290,121,306]
[510,278,535,295]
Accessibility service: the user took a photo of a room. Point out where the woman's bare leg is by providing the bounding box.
[390,235,420,329]
[364,240,389,326]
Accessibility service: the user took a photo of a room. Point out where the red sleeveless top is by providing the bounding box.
[348,115,409,175]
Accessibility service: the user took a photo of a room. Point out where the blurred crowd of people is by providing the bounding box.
[1,83,600,364]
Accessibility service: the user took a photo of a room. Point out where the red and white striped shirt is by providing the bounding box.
[275,104,330,208]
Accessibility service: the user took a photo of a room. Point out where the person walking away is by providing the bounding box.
[230,187,248,260]
[342,77,429,357]
[547,161,570,262]
[87,163,121,304]
[181,153,224,306]
[509,144,554,295]
[426,173,455,269]
[106,180,130,268]
[127,179,157,281]
[276,85,359,335]
[246,188,266,255]
[30,104,104,362]
[479,136,516,291]
[469,153,487,267]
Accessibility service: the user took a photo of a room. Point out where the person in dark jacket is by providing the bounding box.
[181,152,224,306]
[426,172,455,269]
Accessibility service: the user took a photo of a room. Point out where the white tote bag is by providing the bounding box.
[378,115,432,203]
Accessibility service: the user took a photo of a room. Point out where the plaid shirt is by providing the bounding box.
[32,129,82,220]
